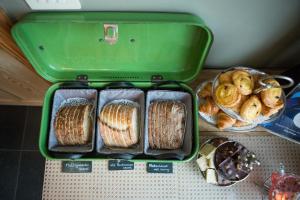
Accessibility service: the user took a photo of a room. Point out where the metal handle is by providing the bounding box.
[253,75,294,94]
[104,24,118,45]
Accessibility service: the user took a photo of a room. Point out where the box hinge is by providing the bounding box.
[76,74,88,82]
[151,75,164,83]
[59,75,89,89]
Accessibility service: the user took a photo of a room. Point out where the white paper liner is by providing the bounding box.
[211,67,286,124]
[96,89,144,157]
[196,80,258,132]
[144,90,193,160]
[48,89,97,153]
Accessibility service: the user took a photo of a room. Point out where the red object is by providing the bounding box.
[269,171,300,200]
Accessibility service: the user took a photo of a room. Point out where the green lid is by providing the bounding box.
[12,12,213,83]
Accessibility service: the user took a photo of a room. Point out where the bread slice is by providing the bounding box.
[148,101,186,150]
[54,104,93,145]
[99,102,139,148]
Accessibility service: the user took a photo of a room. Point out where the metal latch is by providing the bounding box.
[104,24,118,45]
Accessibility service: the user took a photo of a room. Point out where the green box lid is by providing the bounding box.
[12,12,213,83]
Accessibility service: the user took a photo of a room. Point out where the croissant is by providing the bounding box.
[232,70,254,95]
[216,111,236,130]
[261,99,284,117]
[233,120,249,127]
[199,82,212,98]
[261,79,282,108]
[214,83,241,108]
[199,97,219,116]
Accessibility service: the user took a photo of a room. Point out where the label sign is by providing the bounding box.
[62,161,92,173]
[108,160,134,170]
[146,162,173,173]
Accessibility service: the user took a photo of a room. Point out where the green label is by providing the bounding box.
[108,160,134,170]
[146,162,173,173]
[62,161,92,173]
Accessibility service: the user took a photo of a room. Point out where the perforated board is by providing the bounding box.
[42,136,300,200]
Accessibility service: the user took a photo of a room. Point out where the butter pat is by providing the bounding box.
[196,156,208,172]
[199,144,216,159]
[206,169,218,184]
[208,156,215,168]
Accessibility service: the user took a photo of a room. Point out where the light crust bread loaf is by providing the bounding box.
[99,102,139,148]
[54,104,93,145]
[148,101,186,150]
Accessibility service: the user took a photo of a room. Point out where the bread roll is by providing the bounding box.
[240,95,262,121]
[232,70,254,95]
[54,104,93,145]
[261,79,282,108]
[148,101,186,150]
[214,83,241,108]
[99,102,139,148]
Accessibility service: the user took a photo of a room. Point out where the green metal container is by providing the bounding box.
[12,12,213,162]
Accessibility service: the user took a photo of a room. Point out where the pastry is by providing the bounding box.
[214,83,241,108]
[199,82,212,98]
[232,70,254,95]
[216,111,236,130]
[99,102,139,148]
[199,97,219,116]
[218,71,233,84]
[240,95,262,121]
[233,120,250,127]
[54,104,93,145]
[261,79,282,108]
[231,95,248,113]
[261,99,284,117]
[148,101,186,150]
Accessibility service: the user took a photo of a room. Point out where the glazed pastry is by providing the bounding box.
[232,70,254,95]
[231,95,248,113]
[199,82,212,98]
[261,79,282,108]
[54,104,93,145]
[261,99,284,117]
[218,71,233,84]
[233,120,249,127]
[99,102,139,148]
[199,97,219,116]
[216,111,236,130]
[214,83,241,108]
[148,101,186,150]
[240,95,262,121]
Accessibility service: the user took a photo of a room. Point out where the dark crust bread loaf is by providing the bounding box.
[54,104,93,145]
[99,103,139,148]
[148,101,186,150]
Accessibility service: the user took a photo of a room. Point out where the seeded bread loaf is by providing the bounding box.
[54,104,93,145]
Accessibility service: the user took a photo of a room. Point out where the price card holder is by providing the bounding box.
[146,162,173,173]
[61,161,92,173]
[108,160,134,170]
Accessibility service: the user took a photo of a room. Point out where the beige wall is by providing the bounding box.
[1,0,300,68]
